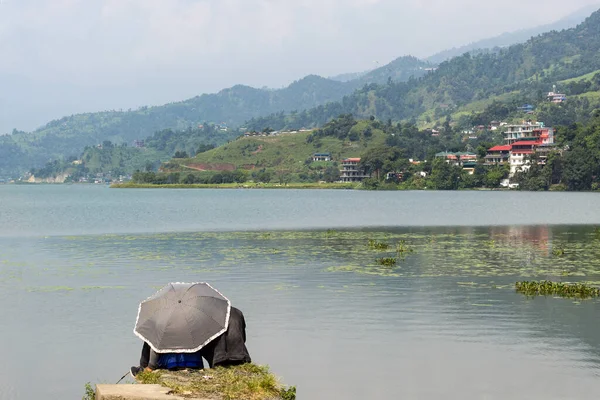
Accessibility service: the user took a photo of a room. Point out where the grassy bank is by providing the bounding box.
[111,182,359,189]
[136,364,296,400]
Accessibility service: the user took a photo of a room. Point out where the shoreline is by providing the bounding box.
[110,182,360,189]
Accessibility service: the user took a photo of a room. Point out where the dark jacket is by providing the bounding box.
[202,306,251,367]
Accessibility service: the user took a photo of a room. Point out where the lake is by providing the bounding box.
[1,185,600,399]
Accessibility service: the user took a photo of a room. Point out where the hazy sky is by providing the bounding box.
[1,0,600,133]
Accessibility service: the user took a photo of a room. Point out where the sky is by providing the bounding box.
[1,0,600,133]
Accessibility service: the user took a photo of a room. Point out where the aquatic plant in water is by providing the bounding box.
[368,239,390,250]
[375,257,397,267]
[515,281,600,299]
[552,247,566,257]
[396,240,414,254]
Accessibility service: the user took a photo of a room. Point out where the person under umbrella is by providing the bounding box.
[201,306,252,368]
[130,282,231,376]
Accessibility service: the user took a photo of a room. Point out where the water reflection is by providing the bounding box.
[2,225,600,399]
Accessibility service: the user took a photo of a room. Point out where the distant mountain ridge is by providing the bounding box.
[426,4,600,64]
[246,8,600,131]
[2,6,599,178]
[0,57,430,177]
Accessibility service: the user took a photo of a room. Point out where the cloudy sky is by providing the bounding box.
[1,0,600,133]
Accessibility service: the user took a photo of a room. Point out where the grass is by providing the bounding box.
[515,281,600,299]
[166,125,387,173]
[136,364,295,400]
[559,69,600,84]
[82,382,95,400]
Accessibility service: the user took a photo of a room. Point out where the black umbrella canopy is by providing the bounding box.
[134,282,231,353]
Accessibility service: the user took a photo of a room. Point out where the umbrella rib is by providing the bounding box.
[183,295,228,326]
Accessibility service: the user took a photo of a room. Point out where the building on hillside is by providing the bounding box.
[547,91,566,103]
[435,151,478,166]
[386,171,404,181]
[486,135,557,177]
[509,141,538,175]
[503,122,554,145]
[312,153,332,162]
[517,104,535,113]
[485,145,511,165]
[133,140,145,148]
[340,158,370,182]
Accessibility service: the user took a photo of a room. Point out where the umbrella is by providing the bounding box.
[133,282,231,353]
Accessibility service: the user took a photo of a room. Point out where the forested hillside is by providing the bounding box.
[0,56,433,177]
[246,9,600,132]
[29,125,238,180]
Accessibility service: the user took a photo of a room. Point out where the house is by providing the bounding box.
[340,158,371,182]
[517,104,535,113]
[435,151,477,166]
[547,91,566,103]
[133,140,145,148]
[485,145,511,165]
[386,171,404,181]
[486,124,557,177]
[503,122,553,145]
[312,153,331,162]
[509,141,538,174]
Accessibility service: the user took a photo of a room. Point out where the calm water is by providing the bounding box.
[2,186,600,399]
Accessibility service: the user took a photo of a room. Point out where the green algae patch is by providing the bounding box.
[136,364,296,400]
[516,281,600,299]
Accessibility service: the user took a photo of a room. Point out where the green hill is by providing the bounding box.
[167,120,387,174]
[28,124,238,181]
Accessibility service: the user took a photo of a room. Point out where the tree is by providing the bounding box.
[562,148,594,191]
[485,165,509,188]
[323,166,341,183]
[174,151,189,158]
[430,158,462,190]
[359,146,404,180]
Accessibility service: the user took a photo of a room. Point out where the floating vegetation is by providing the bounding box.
[11,226,600,281]
[552,247,566,257]
[515,281,600,299]
[325,229,337,238]
[368,239,390,250]
[375,257,397,267]
[396,240,414,254]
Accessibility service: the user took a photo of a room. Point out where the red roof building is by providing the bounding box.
[485,145,512,165]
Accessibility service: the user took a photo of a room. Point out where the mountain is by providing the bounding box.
[0,75,356,177]
[329,71,370,82]
[426,4,600,64]
[0,56,432,177]
[353,56,432,86]
[246,8,600,132]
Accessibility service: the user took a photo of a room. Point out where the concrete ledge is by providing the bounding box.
[96,384,186,400]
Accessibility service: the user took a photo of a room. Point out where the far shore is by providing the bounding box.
[110,182,359,190]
